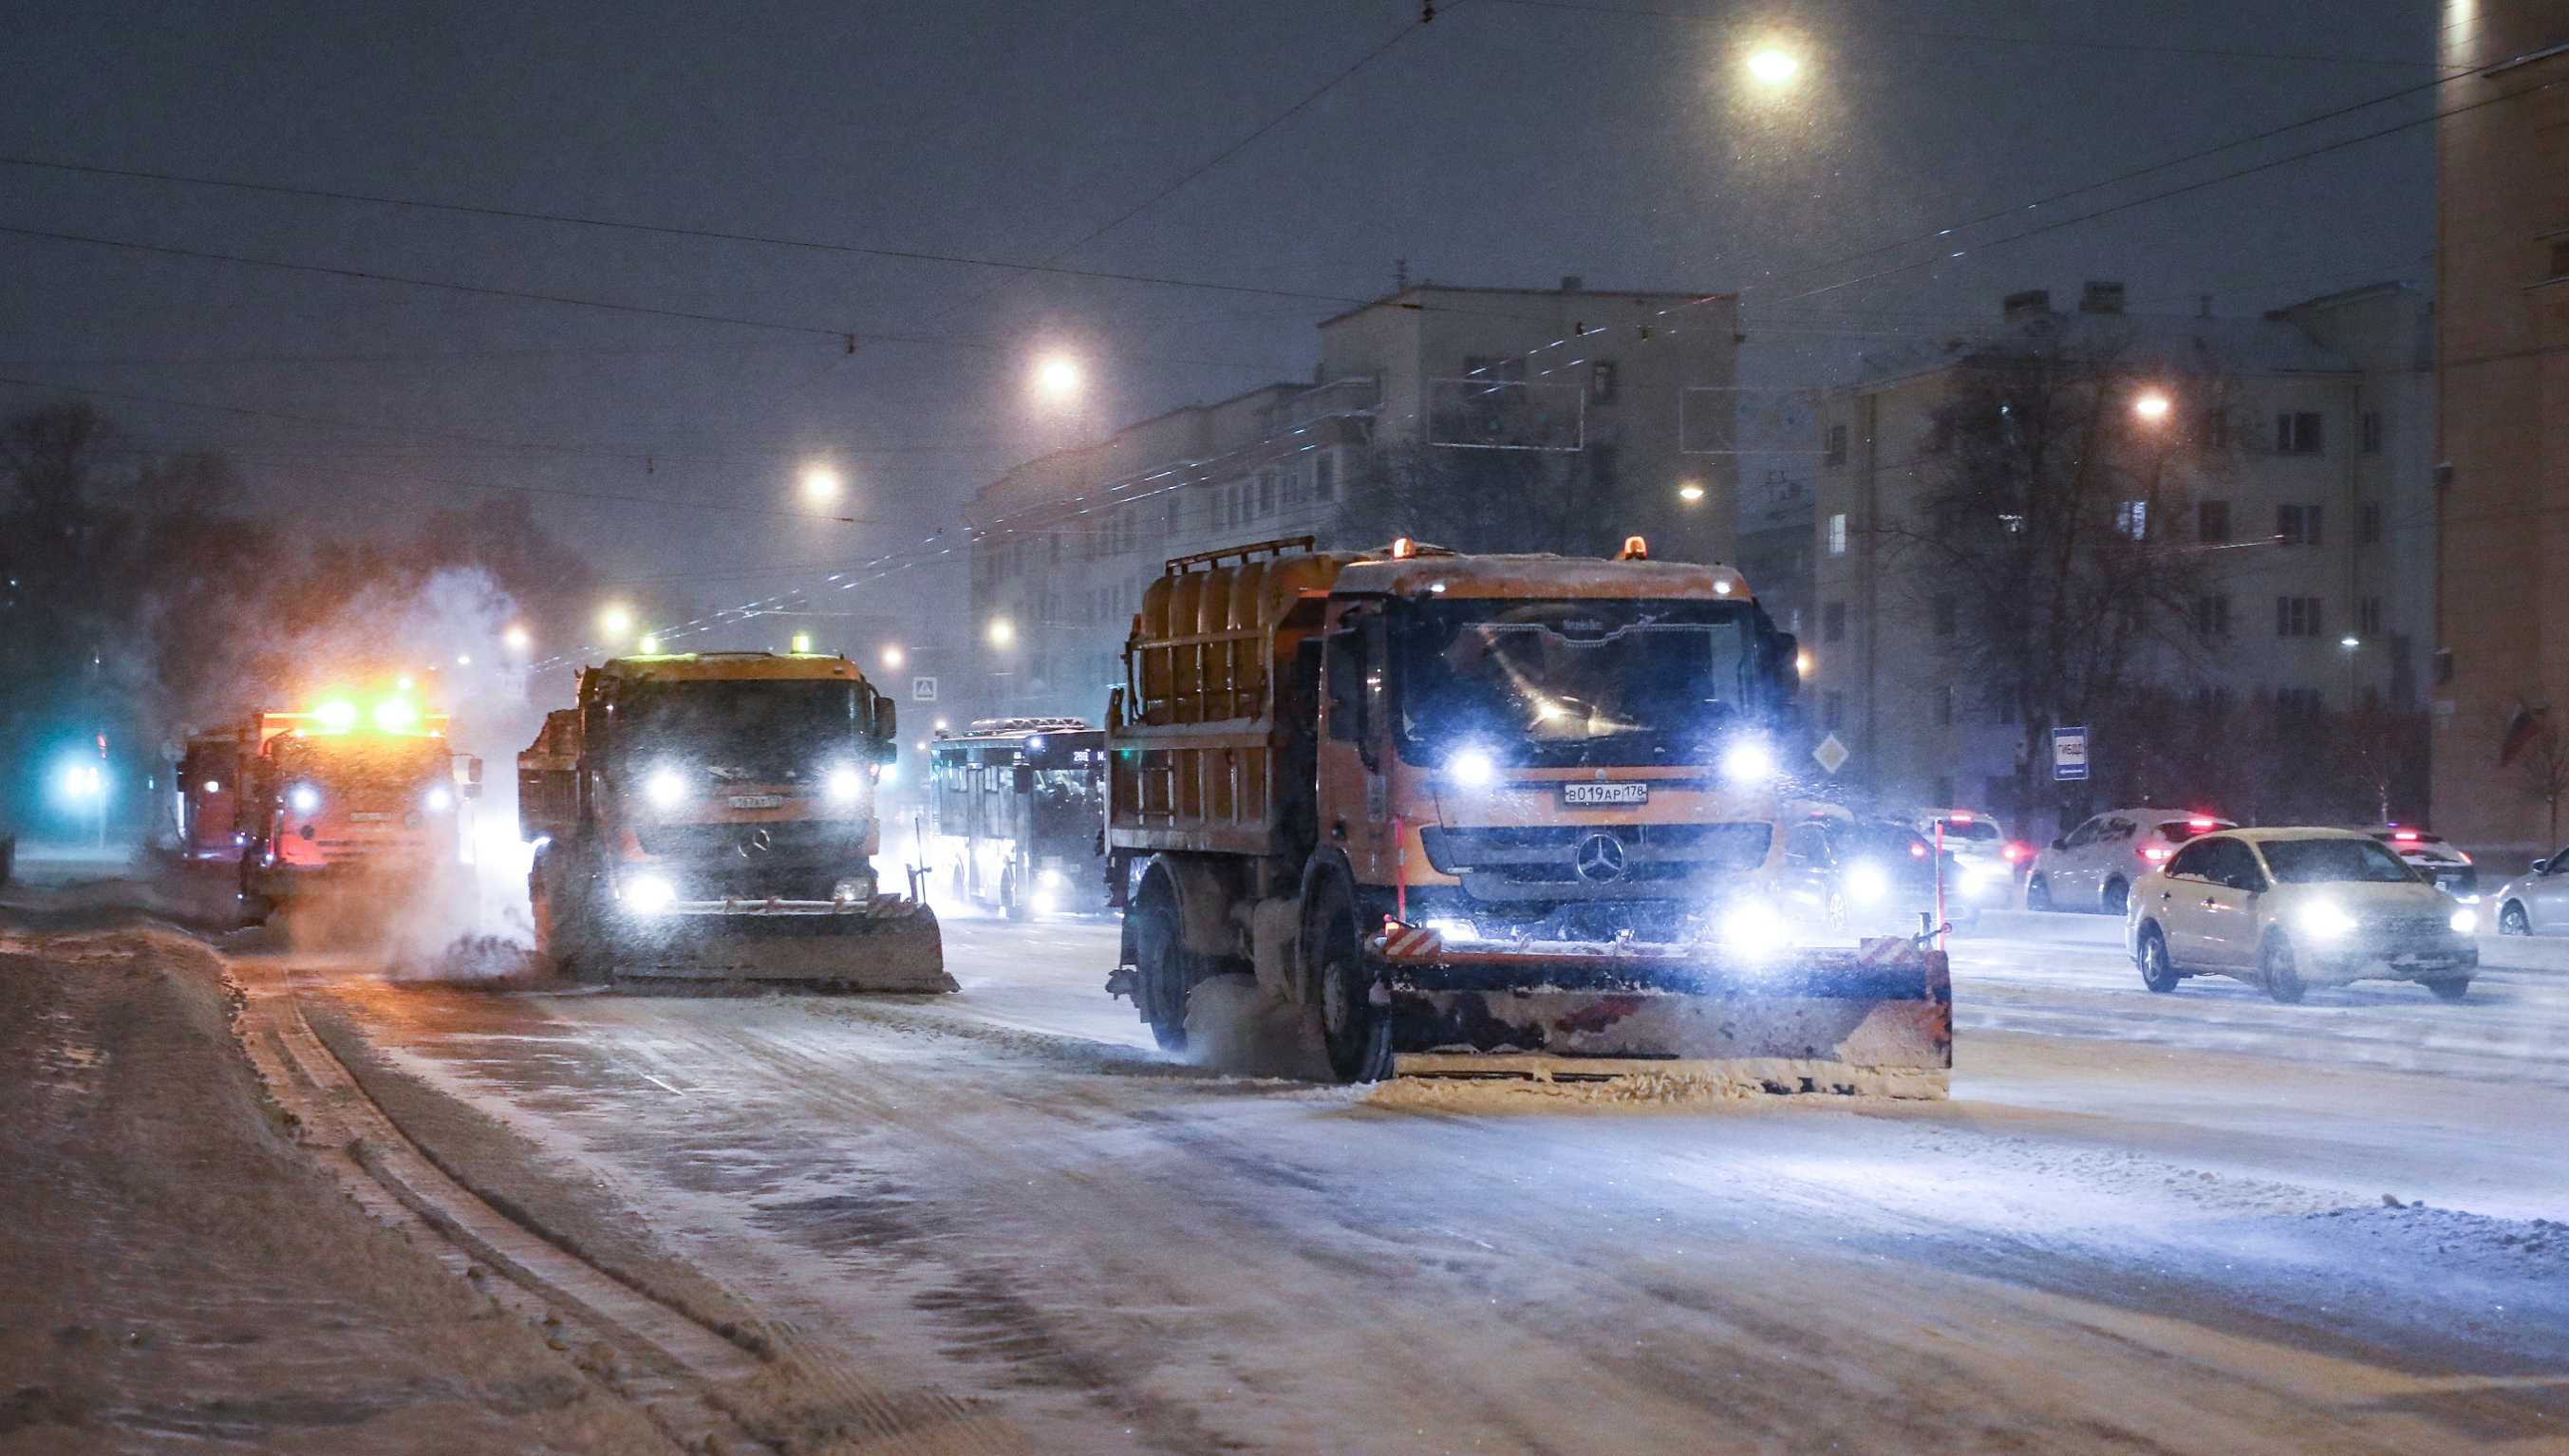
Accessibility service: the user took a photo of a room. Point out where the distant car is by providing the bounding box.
[2365,826,2478,900]
[2029,808,2237,915]
[1778,814,1949,938]
[2488,843,2569,936]
[1906,808,2031,920]
[2126,828,2477,1003]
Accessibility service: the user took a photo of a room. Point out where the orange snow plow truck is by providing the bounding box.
[190,693,482,924]
[1104,536,1951,1096]
[517,648,951,990]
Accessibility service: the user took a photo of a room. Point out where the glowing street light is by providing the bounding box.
[1746,49,1798,84]
[600,606,633,639]
[1677,481,1707,504]
[801,465,841,504]
[1034,355,1080,399]
[2133,392,2172,422]
[503,625,532,653]
[987,617,1015,646]
[882,645,906,669]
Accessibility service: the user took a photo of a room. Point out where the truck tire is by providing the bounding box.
[1129,879,1188,1052]
[1305,874,1389,1082]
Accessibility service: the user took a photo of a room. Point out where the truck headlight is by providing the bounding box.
[290,784,321,813]
[424,787,453,812]
[2298,904,2358,940]
[2449,907,2478,934]
[1720,738,1773,783]
[1446,747,1496,787]
[625,874,677,914]
[1720,903,1785,950]
[824,766,864,801]
[645,770,686,809]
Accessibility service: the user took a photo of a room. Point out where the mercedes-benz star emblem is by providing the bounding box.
[1575,832,1626,883]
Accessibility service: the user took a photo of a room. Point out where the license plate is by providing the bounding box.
[1561,782,1648,807]
[727,794,784,809]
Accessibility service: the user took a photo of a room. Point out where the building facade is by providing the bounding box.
[966,281,1739,723]
[1808,280,2435,831]
[2432,7,2569,858]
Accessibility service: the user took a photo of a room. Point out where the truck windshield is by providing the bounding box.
[619,681,860,776]
[1390,599,1754,768]
[273,735,449,794]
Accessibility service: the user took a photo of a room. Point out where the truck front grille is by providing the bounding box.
[1422,823,1773,901]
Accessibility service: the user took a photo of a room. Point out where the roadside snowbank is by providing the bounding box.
[0,926,672,1454]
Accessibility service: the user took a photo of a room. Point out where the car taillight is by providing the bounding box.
[2187,816,2215,830]
[2001,840,2032,863]
[2141,845,2173,862]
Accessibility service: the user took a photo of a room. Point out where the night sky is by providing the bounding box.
[0,1,2438,650]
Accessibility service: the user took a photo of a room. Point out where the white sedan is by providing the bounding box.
[2125,827,2478,1003]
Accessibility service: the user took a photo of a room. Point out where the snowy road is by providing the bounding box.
[291,913,2569,1454]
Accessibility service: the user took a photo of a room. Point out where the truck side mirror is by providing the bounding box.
[1771,631,1800,702]
[875,695,896,743]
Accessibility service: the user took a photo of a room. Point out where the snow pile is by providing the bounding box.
[2304,1203,2569,1278]
[0,926,669,1452]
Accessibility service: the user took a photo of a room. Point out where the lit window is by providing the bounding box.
[1827,513,1847,556]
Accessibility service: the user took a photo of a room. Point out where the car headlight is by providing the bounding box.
[1720,902,1786,950]
[645,770,687,809]
[2449,907,2478,934]
[1847,864,1888,903]
[1447,747,1496,787]
[1959,862,1994,889]
[2297,904,2358,940]
[824,766,865,802]
[624,874,677,914]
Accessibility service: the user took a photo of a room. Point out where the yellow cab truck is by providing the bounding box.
[1104,535,1951,1094]
[518,647,952,990]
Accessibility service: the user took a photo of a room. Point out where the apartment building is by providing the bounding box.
[966,280,1738,722]
[1808,280,2434,828]
[2432,6,2569,857]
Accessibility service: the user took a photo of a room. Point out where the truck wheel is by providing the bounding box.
[1003,868,1031,922]
[1306,880,1388,1082]
[2136,925,2180,994]
[1129,884,1188,1052]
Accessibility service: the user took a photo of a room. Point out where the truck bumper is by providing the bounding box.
[1373,929,1953,1098]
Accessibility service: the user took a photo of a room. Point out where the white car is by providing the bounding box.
[1904,809,2027,922]
[2489,843,2569,936]
[2365,826,2478,900]
[2029,808,2237,915]
[2126,828,2478,1002]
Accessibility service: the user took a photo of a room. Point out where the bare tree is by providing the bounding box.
[2503,710,2569,846]
[2333,699,2429,826]
[1892,329,2232,831]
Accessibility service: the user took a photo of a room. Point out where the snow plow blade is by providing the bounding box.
[612,896,955,991]
[1373,927,1951,1099]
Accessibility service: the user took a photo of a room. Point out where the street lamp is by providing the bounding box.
[801,465,840,504]
[882,645,905,669]
[2133,392,2172,422]
[1034,356,1080,400]
[1746,49,1798,84]
[1677,482,1707,504]
[600,606,633,640]
[988,617,1015,646]
[503,625,532,653]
